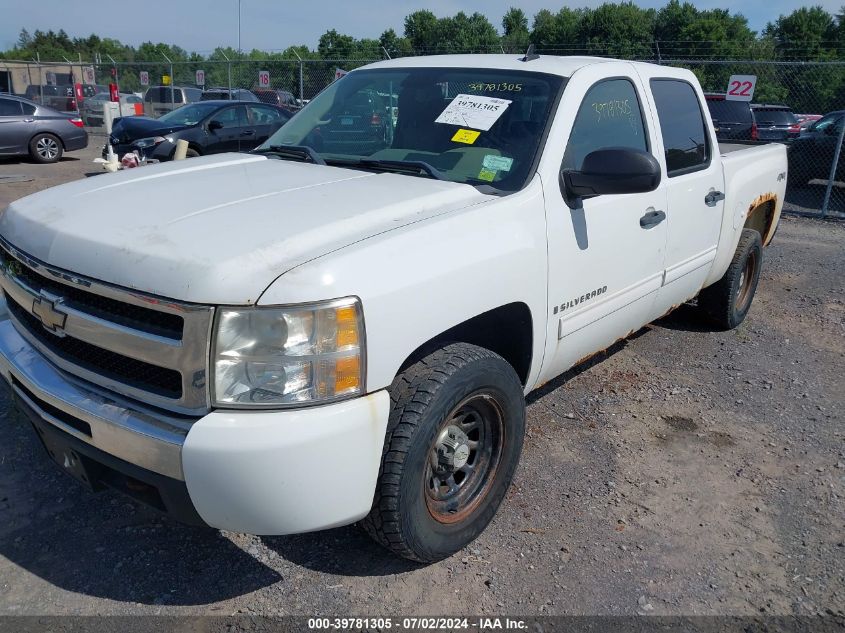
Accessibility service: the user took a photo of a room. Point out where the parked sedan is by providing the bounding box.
[0,94,87,163]
[81,93,144,126]
[106,100,290,161]
[788,110,845,185]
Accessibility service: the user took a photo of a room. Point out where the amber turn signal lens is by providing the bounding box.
[335,355,361,392]
[336,305,359,348]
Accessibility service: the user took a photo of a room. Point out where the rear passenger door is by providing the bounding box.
[646,77,724,311]
[0,98,27,154]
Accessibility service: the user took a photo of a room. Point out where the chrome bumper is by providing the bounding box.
[0,298,192,481]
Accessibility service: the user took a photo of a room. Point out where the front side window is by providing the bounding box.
[651,79,710,176]
[260,67,564,192]
[563,78,648,171]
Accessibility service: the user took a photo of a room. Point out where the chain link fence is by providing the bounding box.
[2,54,844,218]
[659,59,845,219]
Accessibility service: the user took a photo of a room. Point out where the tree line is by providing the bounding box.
[4,2,845,111]
[5,2,845,63]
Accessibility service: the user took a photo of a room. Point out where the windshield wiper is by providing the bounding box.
[253,144,326,165]
[328,158,446,180]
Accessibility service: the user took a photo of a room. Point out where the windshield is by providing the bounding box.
[159,102,220,126]
[259,67,564,192]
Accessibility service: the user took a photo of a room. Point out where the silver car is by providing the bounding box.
[81,93,143,126]
[0,94,88,163]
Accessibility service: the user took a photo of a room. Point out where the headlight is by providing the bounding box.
[212,297,365,407]
[133,136,167,148]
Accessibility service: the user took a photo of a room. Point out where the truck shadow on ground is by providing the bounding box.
[652,303,722,333]
[261,529,422,577]
[0,405,282,606]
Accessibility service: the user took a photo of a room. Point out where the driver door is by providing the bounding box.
[540,72,668,383]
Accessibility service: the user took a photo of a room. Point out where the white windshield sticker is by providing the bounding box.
[435,94,512,131]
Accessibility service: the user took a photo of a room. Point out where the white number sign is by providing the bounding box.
[726,75,757,102]
[139,71,149,86]
[258,70,270,87]
[83,66,96,85]
[196,69,205,86]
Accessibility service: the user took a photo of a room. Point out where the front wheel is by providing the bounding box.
[698,228,763,330]
[362,343,525,562]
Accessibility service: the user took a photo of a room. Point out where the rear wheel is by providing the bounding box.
[29,133,63,163]
[698,229,763,330]
[362,343,525,562]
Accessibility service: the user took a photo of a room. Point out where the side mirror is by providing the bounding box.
[560,148,662,208]
[208,120,223,131]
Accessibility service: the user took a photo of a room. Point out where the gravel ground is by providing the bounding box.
[0,151,843,618]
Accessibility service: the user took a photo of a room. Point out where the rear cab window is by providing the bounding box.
[650,79,711,176]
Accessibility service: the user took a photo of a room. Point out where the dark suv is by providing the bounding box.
[24,85,78,111]
[253,89,300,112]
[751,105,801,143]
[200,88,259,102]
[705,94,754,141]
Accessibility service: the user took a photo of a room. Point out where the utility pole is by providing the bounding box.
[161,52,174,106]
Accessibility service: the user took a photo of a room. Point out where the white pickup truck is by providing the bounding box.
[0,55,786,562]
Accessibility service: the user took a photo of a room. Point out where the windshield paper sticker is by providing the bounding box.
[478,168,497,182]
[482,155,513,172]
[435,94,512,131]
[452,129,481,144]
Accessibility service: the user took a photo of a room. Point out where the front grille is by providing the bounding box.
[0,238,213,413]
[0,248,183,339]
[7,296,182,399]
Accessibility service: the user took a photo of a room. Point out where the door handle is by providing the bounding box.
[23,118,35,122]
[240,130,255,137]
[705,191,725,206]
[639,209,666,229]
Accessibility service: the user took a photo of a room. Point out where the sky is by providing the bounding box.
[1,0,842,54]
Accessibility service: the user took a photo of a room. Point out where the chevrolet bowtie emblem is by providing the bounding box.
[31,295,67,333]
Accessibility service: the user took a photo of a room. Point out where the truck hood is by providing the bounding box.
[0,153,488,304]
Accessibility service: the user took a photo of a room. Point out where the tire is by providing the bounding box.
[362,343,525,562]
[29,133,63,163]
[698,229,763,330]
[185,148,200,158]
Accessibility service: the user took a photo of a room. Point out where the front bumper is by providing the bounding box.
[0,304,390,535]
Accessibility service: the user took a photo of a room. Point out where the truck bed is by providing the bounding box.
[718,141,783,155]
